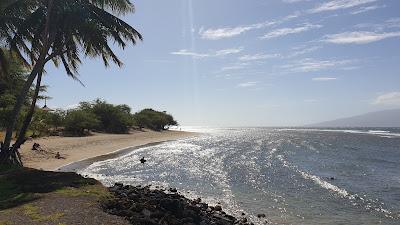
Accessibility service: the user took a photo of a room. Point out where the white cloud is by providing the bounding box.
[287,45,322,58]
[354,18,400,30]
[221,63,249,71]
[199,23,271,40]
[324,31,400,44]
[260,23,322,40]
[170,49,209,58]
[63,103,79,110]
[239,53,280,61]
[282,58,352,72]
[237,81,258,88]
[309,0,378,13]
[199,13,300,40]
[171,47,243,58]
[373,92,400,105]
[215,47,244,56]
[385,18,400,28]
[312,77,337,81]
[350,5,385,15]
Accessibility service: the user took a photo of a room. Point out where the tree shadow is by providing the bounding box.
[0,167,98,210]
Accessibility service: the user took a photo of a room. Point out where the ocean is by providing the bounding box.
[79,127,400,225]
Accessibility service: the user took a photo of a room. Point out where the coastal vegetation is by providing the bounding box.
[134,108,178,131]
[0,1,202,225]
[78,100,133,134]
[0,0,142,166]
[1,95,179,137]
[59,100,179,136]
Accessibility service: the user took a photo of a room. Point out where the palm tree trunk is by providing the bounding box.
[11,71,43,157]
[1,65,40,150]
[0,0,54,165]
[7,71,44,165]
[0,48,8,79]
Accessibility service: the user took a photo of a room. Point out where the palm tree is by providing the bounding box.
[0,0,142,165]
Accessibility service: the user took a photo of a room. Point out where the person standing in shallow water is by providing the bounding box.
[140,157,147,164]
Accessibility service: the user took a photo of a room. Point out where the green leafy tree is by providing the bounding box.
[0,52,30,129]
[79,99,133,134]
[46,109,65,130]
[134,109,178,131]
[64,110,99,136]
[29,110,51,137]
[0,0,142,165]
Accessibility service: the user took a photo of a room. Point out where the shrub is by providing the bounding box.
[46,110,65,129]
[79,99,133,134]
[64,110,99,136]
[133,109,177,131]
[29,110,51,137]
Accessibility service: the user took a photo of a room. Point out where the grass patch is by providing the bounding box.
[0,164,20,173]
[23,204,64,222]
[55,184,111,198]
[0,180,18,201]
[0,173,39,209]
[0,221,13,225]
[0,167,99,210]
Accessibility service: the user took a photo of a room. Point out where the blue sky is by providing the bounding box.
[44,0,400,126]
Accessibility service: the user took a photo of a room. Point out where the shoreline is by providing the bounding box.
[0,167,255,225]
[19,130,198,171]
[57,141,172,172]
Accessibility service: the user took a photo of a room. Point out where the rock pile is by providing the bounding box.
[102,183,254,225]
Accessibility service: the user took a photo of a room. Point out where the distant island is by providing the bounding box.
[308,109,400,127]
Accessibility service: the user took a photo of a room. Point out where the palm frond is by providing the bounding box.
[1,0,142,81]
[89,0,135,15]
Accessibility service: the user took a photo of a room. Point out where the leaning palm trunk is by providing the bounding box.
[15,71,43,149]
[0,53,48,164]
[0,68,41,165]
[0,0,142,166]
[0,49,9,79]
[2,62,42,147]
[0,0,53,165]
[6,71,44,166]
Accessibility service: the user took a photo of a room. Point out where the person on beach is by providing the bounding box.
[32,143,41,151]
[55,152,65,159]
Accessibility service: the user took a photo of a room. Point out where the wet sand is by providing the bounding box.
[19,130,196,171]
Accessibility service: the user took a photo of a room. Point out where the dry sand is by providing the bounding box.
[19,130,196,171]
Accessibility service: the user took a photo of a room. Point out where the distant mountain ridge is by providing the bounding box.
[308,109,400,127]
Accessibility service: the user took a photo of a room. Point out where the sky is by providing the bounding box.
[43,0,400,126]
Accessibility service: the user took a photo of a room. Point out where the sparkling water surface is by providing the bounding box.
[80,127,400,225]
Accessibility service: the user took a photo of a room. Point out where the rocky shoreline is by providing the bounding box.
[102,183,267,225]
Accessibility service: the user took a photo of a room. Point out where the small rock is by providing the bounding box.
[257,213,266,218]
[141,208,152,217]
[240,217,248,223]
[214,205,222,211]
[160,199,182,212]
[115,182,123,187]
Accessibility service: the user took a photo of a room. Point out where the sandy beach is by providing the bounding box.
[19,130,195,171]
